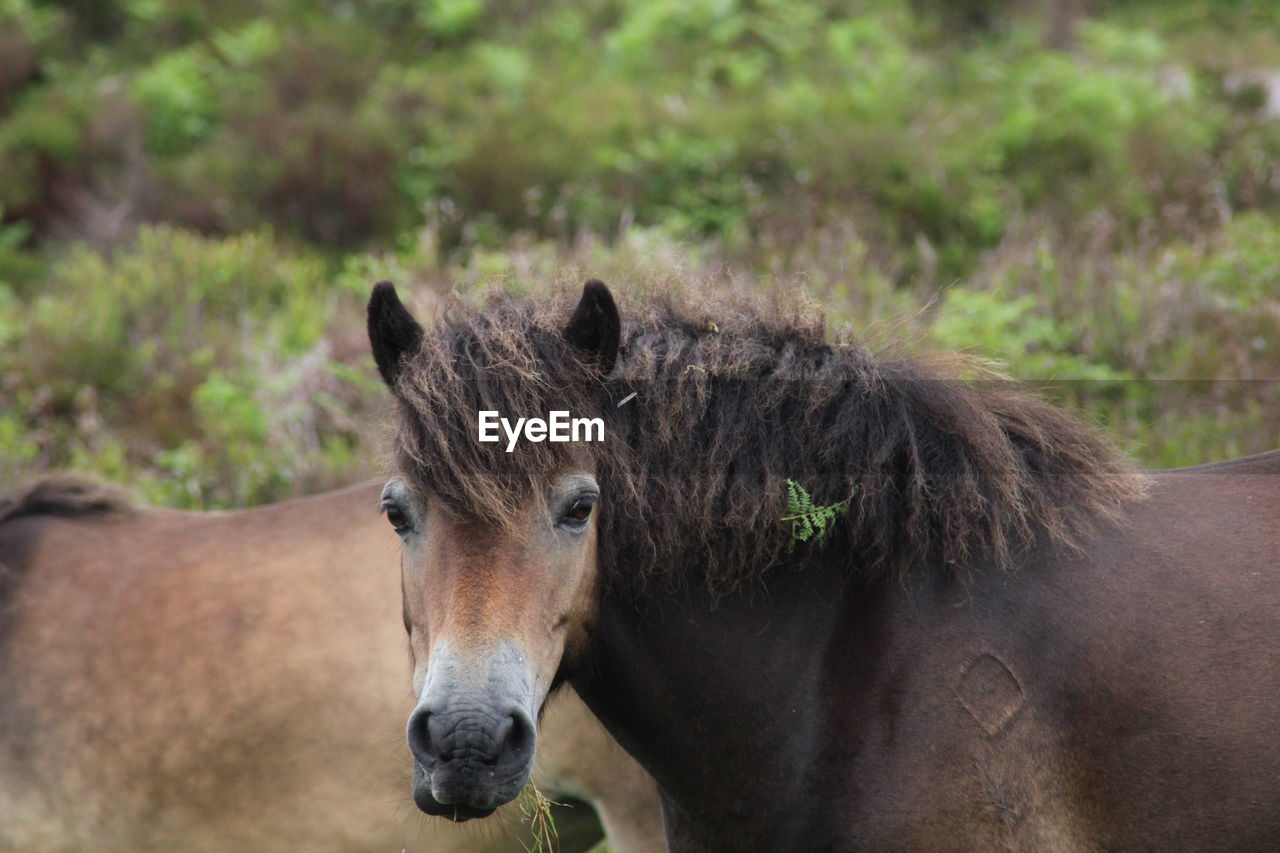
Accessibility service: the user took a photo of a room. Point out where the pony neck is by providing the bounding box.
[574,564,892,851]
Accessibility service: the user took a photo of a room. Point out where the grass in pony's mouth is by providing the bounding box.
[519,780,560,853]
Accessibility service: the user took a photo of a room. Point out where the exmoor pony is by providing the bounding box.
[369,279,1280,852]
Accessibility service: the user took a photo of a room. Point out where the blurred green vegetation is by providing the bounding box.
[1,0,1277,506]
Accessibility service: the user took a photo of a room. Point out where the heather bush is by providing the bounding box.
[0,226,383,506]
[2,0,1277,501]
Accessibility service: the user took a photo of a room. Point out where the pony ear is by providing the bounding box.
[563,279,620,376]
[367,280,424,388]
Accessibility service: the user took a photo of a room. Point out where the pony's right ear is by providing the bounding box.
[367,281,424,388]
[563,279,621,376]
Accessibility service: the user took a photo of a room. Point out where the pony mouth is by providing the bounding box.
[412,777,499,821]
[411,762,517,821]
[416,794,497,822]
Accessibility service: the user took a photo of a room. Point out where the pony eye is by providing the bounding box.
[385,506,409,531]
[564,497,594,524]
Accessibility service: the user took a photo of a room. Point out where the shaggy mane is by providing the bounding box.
[0,474,135,526]
[389,285,1146,592]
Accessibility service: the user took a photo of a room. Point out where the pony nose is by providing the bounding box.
[408,703,535,775]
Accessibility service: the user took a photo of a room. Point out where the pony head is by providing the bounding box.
[369,280,618,818]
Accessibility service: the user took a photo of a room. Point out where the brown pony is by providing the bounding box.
[0,475,664,853]
[369,279,1280,852]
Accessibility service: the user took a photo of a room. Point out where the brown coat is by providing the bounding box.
[0,479,664,853]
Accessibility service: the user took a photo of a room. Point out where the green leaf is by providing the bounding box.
[782,478,854,551]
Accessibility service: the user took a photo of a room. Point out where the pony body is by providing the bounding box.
[372,280,1280,851]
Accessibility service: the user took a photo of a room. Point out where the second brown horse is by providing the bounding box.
[0,476,664,853]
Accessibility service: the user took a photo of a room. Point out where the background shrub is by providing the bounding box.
[1,0,1277,509]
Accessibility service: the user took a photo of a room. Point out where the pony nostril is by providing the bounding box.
[494,710,536,775]
[508,711,533,755]
[492,714,514,753]
[407,707,438,767]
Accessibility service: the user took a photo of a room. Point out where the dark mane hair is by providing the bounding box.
[0,474,134,526]
[389,285,1146,591]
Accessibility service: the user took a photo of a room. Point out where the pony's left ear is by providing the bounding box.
[368,280,424,388]
[563,279,620,376]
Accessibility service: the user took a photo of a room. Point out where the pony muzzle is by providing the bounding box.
[406,643,540,819]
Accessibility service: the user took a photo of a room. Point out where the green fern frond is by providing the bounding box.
[782,478,854,550]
